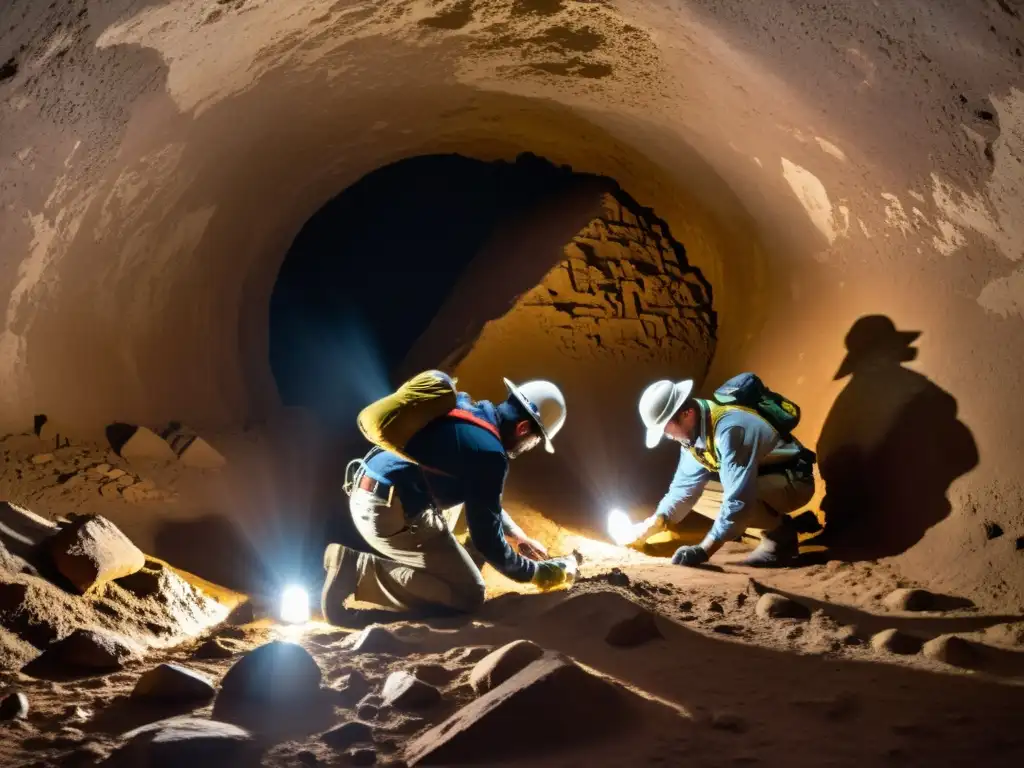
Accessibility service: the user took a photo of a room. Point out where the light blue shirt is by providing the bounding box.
[654,403,797,543]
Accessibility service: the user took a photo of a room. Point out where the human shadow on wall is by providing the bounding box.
[812,316,978,560]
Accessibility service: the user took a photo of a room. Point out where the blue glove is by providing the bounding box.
[671,545,709,567]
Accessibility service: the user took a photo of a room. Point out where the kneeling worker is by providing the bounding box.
[624,375,816,567]
[322,373,577,623]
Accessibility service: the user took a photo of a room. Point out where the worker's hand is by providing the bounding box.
[516,537,548,561]
[671,544,710,567]
[532,555,578,591]
[626,514,667,548]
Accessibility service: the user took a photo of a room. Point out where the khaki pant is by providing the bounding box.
[691,472,815,537]
[349,489,486,612]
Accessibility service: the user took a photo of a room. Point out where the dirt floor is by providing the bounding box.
[1,430,1023,766]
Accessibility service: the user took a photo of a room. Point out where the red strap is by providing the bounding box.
[447,408,501,440]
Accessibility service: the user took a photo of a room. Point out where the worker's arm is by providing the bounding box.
[463,453,537,582]
[500,510,547,560]
[627,451,709,545]
[699,423,764,557]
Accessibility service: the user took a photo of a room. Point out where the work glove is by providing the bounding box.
[532,555,578,591]
[671,544,709,567]
[627,514,667,548]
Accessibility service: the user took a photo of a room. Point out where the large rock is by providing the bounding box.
[381,671,441,710]
[218,641,322,704]
[871,628,923,655]
[116,425,178,462]
[40,629,137,671]
[469,640,545,694]
[47,515,145,594]
[105,716,258,767]
[406,653,632,765]
[755,593,812,620]
[132,663,217,703]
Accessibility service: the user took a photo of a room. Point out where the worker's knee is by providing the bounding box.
[449,577,486,613]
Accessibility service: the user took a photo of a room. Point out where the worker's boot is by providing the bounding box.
[742,516,799,567]
[321,543,360,626]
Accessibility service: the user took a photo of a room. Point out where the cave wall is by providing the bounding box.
[1,0,1022,604]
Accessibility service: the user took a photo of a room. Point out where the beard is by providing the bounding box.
[506,433,542,459]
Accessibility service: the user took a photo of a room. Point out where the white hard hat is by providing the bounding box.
[503,378,566,453]
[638,379,694,449]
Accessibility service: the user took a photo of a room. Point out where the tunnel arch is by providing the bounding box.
[1,0,1021,605]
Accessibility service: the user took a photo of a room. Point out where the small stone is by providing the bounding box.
[48,514,146,593]
[100,482,121,499]
[348,625,415,655]
[678,600,693,612]
[871,628,923,655]
[321,720,373,749]
[708,600,725,614]
[607,568,630,587]
[713,624,743,636]
[88,464,111,476]
[446,646,492,665]
[711,711,747,732]
[834,626,863,646]
[218,641,323,704]
[116,475,136,488]
[381,671,441,710]
[882,588,936,612]
[192,637,238,660]
[31,453,54,465]
[984,521,1004,540]
[132,663,217,702]
[106,468,127,480]
[0,692,29,719]
[605,610,663,648]
[469,640,545,694]
[350,747,377,766]
[40,629,136,671]
[104,716,257,767]
[755,593,811,620]
[922,635,980,668]
[413,663,458,687]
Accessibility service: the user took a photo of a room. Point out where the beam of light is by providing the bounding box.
[280,584,310,624]
[607,508,634,547]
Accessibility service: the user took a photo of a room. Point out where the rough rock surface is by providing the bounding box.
[105,716,258,767]
[469,640,545,694]
[381,671,441,710]
[605,610,664,648]
[38,629,136,671]
[871,629,924,656]
[132,663,217,702]
[321,720,374,749]
[406,653,632,765]
[47,515,145,594]
[755,593,812,620]
[218,641,322,704]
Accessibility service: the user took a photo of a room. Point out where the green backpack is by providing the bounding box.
[712,372,801,439]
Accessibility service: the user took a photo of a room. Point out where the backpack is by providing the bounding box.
[711,372,801,439]
[356,370,499,465]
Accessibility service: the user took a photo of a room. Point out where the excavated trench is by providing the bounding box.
[1,1,1023,608]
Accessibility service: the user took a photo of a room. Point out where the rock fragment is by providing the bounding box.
[30,453,53,465]
[104,716,257,767]
[469,640,545,694]
[132,663,217,703]
[218,640,322,704]
[381,671,441,710]
[755,593,811,620]
[348,625,416,654]
[922,635,981,668]
[48,514,145,594]
[445,646,492,664]
[870,628,923,655]
[192,637,239,660]
[0,691,28,719]
[605,610,664,648]
[321,720,374,749]
[882,588,936,612]
[39,629,136,671]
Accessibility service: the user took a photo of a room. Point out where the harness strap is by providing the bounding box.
[447,408,501,440]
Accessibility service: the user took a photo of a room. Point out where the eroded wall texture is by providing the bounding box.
[1,0,1023,606]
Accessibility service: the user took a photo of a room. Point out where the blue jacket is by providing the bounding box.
[362,393,536,582]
